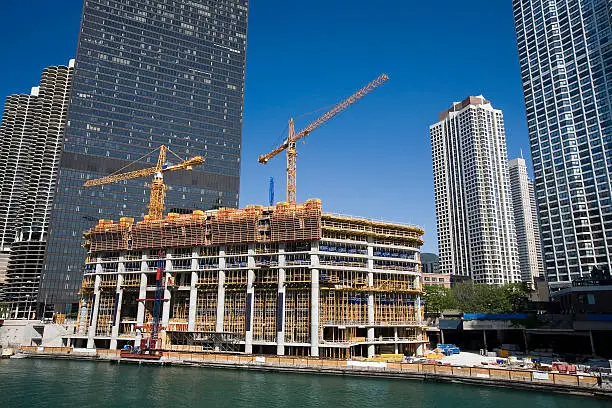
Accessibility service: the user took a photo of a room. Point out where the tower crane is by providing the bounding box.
[83,145,205,220]
[258,74,389,204]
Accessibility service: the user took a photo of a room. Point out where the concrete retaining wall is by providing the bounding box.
[17,347,611,397]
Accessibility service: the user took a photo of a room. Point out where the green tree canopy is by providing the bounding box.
[424,282,530,314]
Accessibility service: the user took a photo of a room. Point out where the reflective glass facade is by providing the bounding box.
[513,0,612,289]
[39,0,248,314]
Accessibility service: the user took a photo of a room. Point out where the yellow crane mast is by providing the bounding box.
[258,74,389,204]
[83,145,205,220]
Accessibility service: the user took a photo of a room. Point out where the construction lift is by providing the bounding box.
[258,74,388,204]
[118,250,166,360]
[83,145,205,358]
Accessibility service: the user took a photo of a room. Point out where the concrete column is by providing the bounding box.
[277,243,286,355]
[87,274,102,349]
[367,236,375,358]
[136,269,147,345]
[394,327,399,354]
[216,247,226,332]
[310,241,320,357]
[110,272,124,349]
[188,250,198,331]
[483,330,488,352]
[416,343,424,356]
[441,329,445,344]
[161,251,171,326]
[162,275,171,326]
[245,245,255,354]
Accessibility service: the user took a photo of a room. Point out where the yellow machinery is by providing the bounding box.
[83,145,205,220]
[258,74,389,204]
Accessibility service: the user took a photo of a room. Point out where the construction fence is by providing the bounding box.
[19,346,607,392]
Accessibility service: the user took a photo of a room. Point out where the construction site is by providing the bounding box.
[53,74,429,359]
[70,200,426,358]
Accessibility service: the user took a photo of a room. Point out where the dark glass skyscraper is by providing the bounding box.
[39,0,249,314]
[513,0,611,289]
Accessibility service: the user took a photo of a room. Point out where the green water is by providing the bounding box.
[0,359,609,408]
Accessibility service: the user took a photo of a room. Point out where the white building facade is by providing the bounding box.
[509,157,544,287]
[430,96,521,284]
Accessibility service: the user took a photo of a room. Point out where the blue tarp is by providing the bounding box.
[463,313,527,321]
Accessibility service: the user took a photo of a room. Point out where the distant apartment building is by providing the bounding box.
[422,273,450,288]
[420,253,449,287]
[513,0,612,289]
[509,157,544,287]
[0,62,74,318]
[0,90,39,301]
[420,253,440,274]
[430,96,521,285]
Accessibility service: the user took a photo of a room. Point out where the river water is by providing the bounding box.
[0,359,609,407]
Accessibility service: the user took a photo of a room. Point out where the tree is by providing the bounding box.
[449,282,530,313]
[502,283,530,312]
[423,285,455,314]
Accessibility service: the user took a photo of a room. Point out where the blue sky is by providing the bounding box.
[0,1,530,253]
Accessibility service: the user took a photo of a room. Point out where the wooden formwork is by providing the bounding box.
[321,214,424,245]
[225,270,248,286]
[86,221,131,252]
[195,290,217,332]
[132,217,208,250]
[253,290,277,342]
[254,269,278,286]
[121,274,141,287]
[95,294,115,336]
[372,273,417,292]
[270,201,321,242]
[164,219,208,248]
[100,274,118,289]
[320,270,368,289]
[320,290,368,326]
[285,290,310,343]
[80,276,95,293]
[374,293,416,325]
[132,220,165,249]
[223,291,246,334]
[211,208,260,245]
[285,268,311,286]
[255,243,278,254]
[171,291,190,321]
[197,270,218,286]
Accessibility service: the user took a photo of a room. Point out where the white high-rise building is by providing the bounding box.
[430,96,521,285]
[509,157,544,287]
[0,88,40,301]
[0,62,74,317]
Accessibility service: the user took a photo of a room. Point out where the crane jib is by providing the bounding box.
[257,74,388,203]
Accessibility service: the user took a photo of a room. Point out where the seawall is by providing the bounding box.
[16,346,612,399]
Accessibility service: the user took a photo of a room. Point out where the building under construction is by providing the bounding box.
[72,200,427,358]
